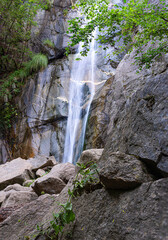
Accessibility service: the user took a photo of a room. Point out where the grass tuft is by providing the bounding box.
[29,53,48,73]
[43,39,55,49]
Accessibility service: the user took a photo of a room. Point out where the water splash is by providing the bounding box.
[63,32,97,164]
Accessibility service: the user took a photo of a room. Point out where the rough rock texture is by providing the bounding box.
[86,52,168,176]
[1,191,38,208]
[32,175,66,195]
[36,169,46,177]
[0,184,37,221]
[67,178,168,240]
[99,151,153,189]
[27,155,57,171]
[3,184,33,193]
[32,162,75,195]
[0,177,168,240]
[0,139,9,164]
[0,182,71,239]
[0,184,33,206]
[85,77,114,149]
[76,148,103,172]
[49,162,75,183]
[0,158,33,190]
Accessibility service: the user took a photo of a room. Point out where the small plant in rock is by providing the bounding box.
[63,9,69,16]
[43,39,55,49]
[24,180,35,187]
[69,161,100,197]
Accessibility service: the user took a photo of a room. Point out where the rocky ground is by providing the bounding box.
[0,149,168,240]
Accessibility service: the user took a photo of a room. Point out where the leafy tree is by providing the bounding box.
[0,0,50,133]
[0,0,50,74]
[66,0,168,68]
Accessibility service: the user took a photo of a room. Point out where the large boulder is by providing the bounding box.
[0,158,33,191]
[32,176,66,195]
[77,149,104,167]
[49,162,76,183]
[99,151,153,189]
[32,163,75,195]
[3,184,33,193]
[27,155,57,171]
[0,184,37,221]
[1,191,38,208]
[1,184,33,206]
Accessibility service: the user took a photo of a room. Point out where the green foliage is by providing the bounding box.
[43,39,55,49]
[69,161,100,197]
[0,0,50,74]
[66,0,168,68]
[63,9,69,16]
[0,0,50,133]
[24,180,35,187]
[25,54,48,74]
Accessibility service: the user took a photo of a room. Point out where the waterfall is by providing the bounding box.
[63,32,97,164]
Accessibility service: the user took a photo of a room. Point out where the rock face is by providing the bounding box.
[86,51,168,176]
[85,78,114,149]
[0,139,9,164]
[99,151,153,189]
[69,178,168,240]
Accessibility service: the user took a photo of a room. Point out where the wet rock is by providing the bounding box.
[85,77,114,149]
[27,155,57,171]
[99,151,153,190]
[0,158,33,191]
[0,140,9,164]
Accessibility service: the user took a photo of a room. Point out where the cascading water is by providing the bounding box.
[63,32,97,164]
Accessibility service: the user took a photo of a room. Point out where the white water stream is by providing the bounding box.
[63,32,97,164]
